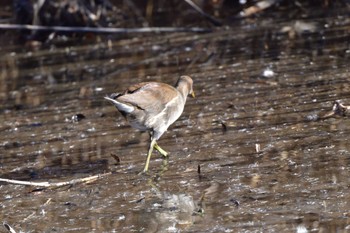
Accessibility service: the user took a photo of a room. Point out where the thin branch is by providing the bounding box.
[239,0,282,17]
[0,172,111,187]
[0,24,211,33]
[124,0,150,27]
[183,0,222,26]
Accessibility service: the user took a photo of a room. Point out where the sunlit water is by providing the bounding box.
[1,3,350,233]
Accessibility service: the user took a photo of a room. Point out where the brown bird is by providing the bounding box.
[104,76,194,172]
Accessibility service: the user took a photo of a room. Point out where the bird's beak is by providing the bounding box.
[191,91,195,98]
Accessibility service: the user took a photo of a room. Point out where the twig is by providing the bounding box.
[0,172,111,187]
[22,212,36,223]
[0,24,211,33]
[124,0,150,27]
[183,0,222,26]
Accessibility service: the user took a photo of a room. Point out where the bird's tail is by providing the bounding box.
[104,96,134,113]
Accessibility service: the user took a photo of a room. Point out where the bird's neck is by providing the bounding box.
[176,84,189,101]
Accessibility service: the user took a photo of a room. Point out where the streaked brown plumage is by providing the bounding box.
[104,75,194,172]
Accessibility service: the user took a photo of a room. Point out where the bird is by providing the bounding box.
[104,75,194,172]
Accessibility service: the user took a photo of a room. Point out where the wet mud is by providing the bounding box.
[1,2,350,233]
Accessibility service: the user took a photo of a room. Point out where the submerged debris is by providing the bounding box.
[220,120,227,133]
[322,100,350,118]
[229,198,240,207]
[262,68,275,78]
[110,153,121,165]
[72,113,86,122]
[255,143,261,153]
[66,113,86,122]
[281,20,320,39]
[308,100,350,121]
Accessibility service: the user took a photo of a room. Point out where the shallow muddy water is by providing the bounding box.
[1,2,350,233]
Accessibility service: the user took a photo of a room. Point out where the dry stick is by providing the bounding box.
[0,24,211,33]
[239,0,281,17]
[3,223,16,233]
[0,172,111,187]
[22,212,36,223]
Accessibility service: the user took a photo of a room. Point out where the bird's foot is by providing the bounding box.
[138,169,149,176]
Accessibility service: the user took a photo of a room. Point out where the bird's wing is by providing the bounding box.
[117,82,178,113]
[108,82,150,99]
[122,82,150,94]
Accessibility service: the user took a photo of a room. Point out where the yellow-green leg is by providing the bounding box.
[143,139,156,173]
[154,142,168,157]
[143,140,168,173]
